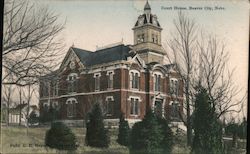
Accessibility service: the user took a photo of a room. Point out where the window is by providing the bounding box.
[130,70,140,89]
[137,34,145,43]
[52,101,59,109]
[155,35,158,43]
[107,71,114,89]
[66,98,77,117]
[52,80,59,96]
[170,101,180,120]
[41,82,49,97]
[170,78,179,96]
[43,102,49,112]
[130,98,139,115]
[141,34,145,42]
[152,34,158,43]
[154,74,161,92]
[105,97,114,116]
[94,73,101,91]
[67,73,78,93]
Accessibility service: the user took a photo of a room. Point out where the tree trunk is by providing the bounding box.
[186,79,192,146]
[19,89,22,126]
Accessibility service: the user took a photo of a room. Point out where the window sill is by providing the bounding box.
[130,114,139,117]
[68,92,77,94]
[130,88,139,91]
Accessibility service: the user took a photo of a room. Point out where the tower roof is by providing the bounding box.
[144,1,151,10]
[133,0,161,28]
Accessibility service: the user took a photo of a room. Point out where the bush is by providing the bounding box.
[117,114,130,146]
[225,118,247,140]
[28,111,39,125]
[45,122,78,151]
[157,117,173,153]
[85,103,110,148]
[129,110,173,154]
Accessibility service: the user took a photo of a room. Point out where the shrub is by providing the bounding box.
[129,110,173,154]
[85,103,110,148]
[157,117,173,153]
[117,114,130,146]
[45,122,78,151]
[28,111,39,125]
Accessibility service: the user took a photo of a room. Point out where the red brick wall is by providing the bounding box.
[39,62,185,121]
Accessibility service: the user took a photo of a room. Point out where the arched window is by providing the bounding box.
[66,98,78,117]
[170,101,180,120]
[105,96,114,116]
[129,70,140,90]
[67,73,78,93]
[153,72,163,92]
[170,78,179,96]
[94,72,101,91]
[128,96,142,116]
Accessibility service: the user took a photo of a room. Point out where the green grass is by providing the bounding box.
[0,126,190,154]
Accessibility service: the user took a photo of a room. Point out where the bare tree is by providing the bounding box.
[17,86,24,126]
[196,35,246,119]
[2,0,65,86]
[167,11,198,146]
[2,84,15,126]
[22,84,36,135]
[167,12,246,146]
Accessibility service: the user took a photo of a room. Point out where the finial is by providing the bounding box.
[144,0,151,11]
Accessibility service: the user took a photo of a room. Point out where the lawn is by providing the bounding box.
[0,125,190,154]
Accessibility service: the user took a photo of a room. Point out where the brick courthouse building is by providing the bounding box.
[39,1,184,125]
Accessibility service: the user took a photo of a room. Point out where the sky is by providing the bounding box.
[20,0,249,118]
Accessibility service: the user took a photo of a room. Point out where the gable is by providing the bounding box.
[129,54,146,68]
[59,47,87,71]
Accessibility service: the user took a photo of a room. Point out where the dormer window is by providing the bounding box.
[129,70,140,90]
[67,73,78,93]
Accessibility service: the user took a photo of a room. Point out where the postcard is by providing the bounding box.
[1,0,248,153]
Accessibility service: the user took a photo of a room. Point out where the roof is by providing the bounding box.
[72,47,92,65]
[134,14,161,27]
[71,44,131,66]
[144,1,151,10]
[9,104,38,114]
[40,69,59,79]
[9,103,27,114]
